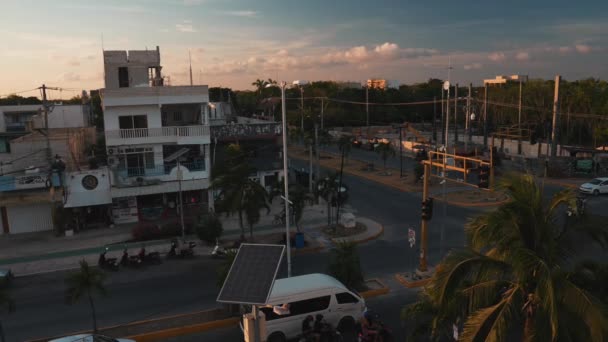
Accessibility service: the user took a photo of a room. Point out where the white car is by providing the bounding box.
[49,334,135,342]
[579,177,608,196]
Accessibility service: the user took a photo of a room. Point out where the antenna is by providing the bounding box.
[189,50,193,86]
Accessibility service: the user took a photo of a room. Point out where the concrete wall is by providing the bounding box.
[103,49,161,89]
[455,134,566,158]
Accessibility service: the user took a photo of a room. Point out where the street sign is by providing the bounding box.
[408,228,416,248]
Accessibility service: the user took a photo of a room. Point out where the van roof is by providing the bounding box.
[268,273,347,302]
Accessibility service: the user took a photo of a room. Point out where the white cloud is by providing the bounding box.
[515,51,529,61]
[575,44,592,53]
[176,23,197,33]
[221,10,257,18]
[488,52,506,62]
[374,42,399,56]
[464,63,482,70]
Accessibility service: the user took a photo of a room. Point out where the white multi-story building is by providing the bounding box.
[101,46,212,224]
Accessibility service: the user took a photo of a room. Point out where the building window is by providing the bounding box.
[118,115,148,129]
[118,67,129,88]
[0,137,10,153]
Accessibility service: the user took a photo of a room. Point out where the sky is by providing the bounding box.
[1,0,607,98]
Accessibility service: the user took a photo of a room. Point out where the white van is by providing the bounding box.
[255,273,366,342]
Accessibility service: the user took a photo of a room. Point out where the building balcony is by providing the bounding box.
[105,125,210,146]
[210,122,281,142]
[112,161,207,188]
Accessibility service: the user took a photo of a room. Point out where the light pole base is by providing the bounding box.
[395,267,435,288]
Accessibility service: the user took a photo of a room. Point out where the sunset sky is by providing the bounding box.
[1,0,607,98]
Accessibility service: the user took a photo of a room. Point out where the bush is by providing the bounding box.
[328,241,364,289]
[132,222,161,241]
[160,222,181,238]
[196,214,223,244]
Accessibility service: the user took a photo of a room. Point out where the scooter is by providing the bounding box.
[98,248,119,271]
[211,239,236,259]
[138,246,162,265]
[120,249,143,268]
[167,240,196,259]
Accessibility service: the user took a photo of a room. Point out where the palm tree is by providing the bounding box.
[212,144,270,240]
[317,173,339,227]
[375,141,395,174]
[65,260,107,333]
[336,135,352,226]
[251,79,268,96]
[0,288,15,342]
[289,184,313,232]
[406,174,608,341]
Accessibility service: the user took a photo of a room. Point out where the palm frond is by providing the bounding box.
[461,286,523,342]
[556,278,607,342]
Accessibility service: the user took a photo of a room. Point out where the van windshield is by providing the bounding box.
[347,286,362,299]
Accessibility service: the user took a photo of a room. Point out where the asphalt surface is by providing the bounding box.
[2,148,606,342]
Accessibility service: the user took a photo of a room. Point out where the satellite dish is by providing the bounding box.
[443,81,450,90]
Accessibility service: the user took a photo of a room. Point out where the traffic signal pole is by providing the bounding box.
[419,162,430,272]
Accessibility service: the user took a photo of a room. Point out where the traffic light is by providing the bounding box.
[421,197,434,220]
[478,165,490,189]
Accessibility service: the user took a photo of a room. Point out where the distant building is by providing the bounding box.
[366,79,400,90]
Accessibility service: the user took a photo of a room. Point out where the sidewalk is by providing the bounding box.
[0,198,382,276]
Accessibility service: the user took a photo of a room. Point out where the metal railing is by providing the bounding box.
[116,161,206,178]
[211,122,281,140]
[106,125,210,140]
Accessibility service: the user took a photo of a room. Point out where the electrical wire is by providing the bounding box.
[0,87,41,98]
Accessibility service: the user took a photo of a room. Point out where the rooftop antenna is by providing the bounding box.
[189,50,193,86]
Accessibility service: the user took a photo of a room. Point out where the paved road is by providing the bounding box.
[3,151,605,341]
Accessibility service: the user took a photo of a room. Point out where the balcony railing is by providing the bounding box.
[106,125,209,140]
[211,123,281,141]
[116,161,206,179]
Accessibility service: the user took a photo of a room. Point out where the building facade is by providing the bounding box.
[101,46,212,224]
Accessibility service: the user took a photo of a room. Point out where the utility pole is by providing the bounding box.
[483,83,488,148]
[365,85,370,137]
[454,84,458,145]
[466,84,471,152]
[440,89,445,144]
[419,162,430,272]
[188,50,193,86]
[445,84,450,153]
[320,98,324,130]
[314,120,320,203]
[550,75,561,158]
[41,84,52,166]
[432,96,437,142]
[518,79,523,155]
[300,87,304,136]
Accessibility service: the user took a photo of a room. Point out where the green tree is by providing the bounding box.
[212,144,270,240]
[406,174,608,341]
[289,184,313,231]
[375,141,395,173]
[195,213,223,244]
[216,250,237,288]
[65,260,107,333]
[0,287,15,342]
[316,173,339,227]
[328,241,364,289]
[251,79,268,96]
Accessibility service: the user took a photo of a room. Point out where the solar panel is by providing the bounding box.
[217,243,285,305]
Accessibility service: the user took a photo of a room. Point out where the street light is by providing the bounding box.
[292,80,309,138]
[266,81,298,278]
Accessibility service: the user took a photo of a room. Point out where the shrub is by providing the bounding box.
[160,222,181,238]
[132,222,161,241]
[328,241,364,289]
[196,214,223,244]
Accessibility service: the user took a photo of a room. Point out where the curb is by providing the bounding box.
[359,278,390,299]
[126,317,240,342]
[543,179,580,189]
[331,221,384,245]
[441,195,511,208]
[395,273,431,289]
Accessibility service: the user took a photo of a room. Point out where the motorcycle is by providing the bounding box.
[211,239,237,259]
[120,249,143,268]
[357,311,392,342]
[98,248,119,271]
[167,240,196,259]
[138,246,162,265]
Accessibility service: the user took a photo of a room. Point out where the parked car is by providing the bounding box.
[0,268,13,288]
[49,334,135,342]
[579,177,608,196]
